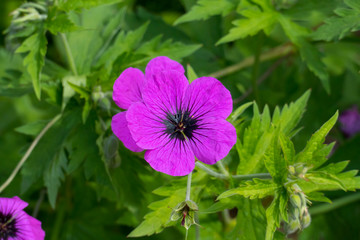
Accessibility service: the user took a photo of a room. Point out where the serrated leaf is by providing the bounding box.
[319,161,350,174]
[174,0,235,25]
[296,111,338,167]
[299,176,360,193]
[97,22,149,71]
[217,179,278,200]
[312,0,360,41]
[21,110,81,193]
[44,149,68,208]
[306,171,346,191]
[46,13,79,34]
[265,194,281,240]
[307,192,332,203]
[217,11,277,44]
[56,0,123,11]
[279,132,295,165]
[275,90,310,136]
[279,188,289,223]
[16,32,47,99]
[278,15,330,93]
[264,129,287,184]
[201,197,239,214]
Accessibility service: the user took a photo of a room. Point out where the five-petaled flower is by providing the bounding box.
[0,196,45,240]
[111,57,237,176]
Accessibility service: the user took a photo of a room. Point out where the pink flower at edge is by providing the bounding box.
[0,196,45,240]
[111,56,237,176]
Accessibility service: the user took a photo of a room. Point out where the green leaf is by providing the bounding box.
[174,0,235,25]
[237,104,273,174]
[217,179,278,200]
[278,15,330,93]
[306,171,346,191]
[265,195,281,240]
[306,192,332,203]
[44,149,68,208]
[15,120,48,136]
[62,75,87,109]
[217,11,277,44]
[16,32,47,99]
[46,13,79,35]
[228,102,253,124]
[134,36,202,65]
[97,22,150,71]
[273,90,310,136]
[296,111,338,167]
[56,0,123,11]
[318,161,350,174]
[186,64,199,83]
[298,176,360,193]
[21,110,81,192]
[201,197,239,214]
[312,0,360,41]
[264,129,287,184]
[230,199,267,240]
[279,132,295,165]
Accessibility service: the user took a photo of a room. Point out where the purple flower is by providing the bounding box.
[0,196,45,240]
[111,57,237,176]
[339,106,360,138]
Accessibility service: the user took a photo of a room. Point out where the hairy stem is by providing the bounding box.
[60,33,78,76]
[310,193,360,216]
[209,44,294,79]
[186,171,193,201]
[195,162,271,180]
[0,114,61,194]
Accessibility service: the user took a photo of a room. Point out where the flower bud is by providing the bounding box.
[169,200,198,230]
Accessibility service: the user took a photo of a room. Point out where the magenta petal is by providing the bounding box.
[144,140,195,176]
[127,102,170,149]
[145,56,185,79]
[183,77,233,119]
[189,118,237,165]
[0,196,28,215]
[142,70,189,116]
[28,216,45,239]
[113,67,145,109]
[111,112,143,152]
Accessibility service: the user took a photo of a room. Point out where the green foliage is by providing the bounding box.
[313,0,360,41]
[174,0,235,25]
[1,0,360,239]
[16,32,47,99]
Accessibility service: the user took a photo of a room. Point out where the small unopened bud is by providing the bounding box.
[301,209,311,229]
[169,200,199,230]
[286,218,301,235]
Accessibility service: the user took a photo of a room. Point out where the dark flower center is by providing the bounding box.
[164,110,198,141]
[0,212,17,239]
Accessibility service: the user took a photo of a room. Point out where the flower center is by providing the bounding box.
[164,110,198,141]
[0,212,17,239]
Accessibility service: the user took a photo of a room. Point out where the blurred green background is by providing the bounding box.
[1,0,360,239]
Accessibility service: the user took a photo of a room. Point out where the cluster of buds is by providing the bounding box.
[10,2,48,25]
[288,163,309,179]
[170,200,199,230]
[285,184,311,235]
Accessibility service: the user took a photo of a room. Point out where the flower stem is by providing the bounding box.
[209,44,293,79]
[0,114,61,194]
[195,162,271,180]
[186,171,193,201]
[217,161,229,176]
[60,33,78,76]
[310,193,360,216]
[251,33,264,104]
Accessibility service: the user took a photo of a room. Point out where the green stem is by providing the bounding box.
[217,161,229,176]
[0,114,61,194]
[209,44,294,79]
[195,162,271,180]
[60,33,78,76]
[310,193,360,216]
[186,171,193,201]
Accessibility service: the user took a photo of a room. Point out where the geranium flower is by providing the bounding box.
[339,106,360,138]
[0,196,45,240]
[111,57,237,176]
